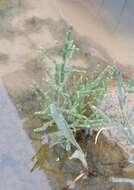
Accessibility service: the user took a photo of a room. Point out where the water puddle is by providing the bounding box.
[92,0,134,54]
[23,116,134,190]
[55,0,134,73]
[93,0,134,35]
[0,81,51,190]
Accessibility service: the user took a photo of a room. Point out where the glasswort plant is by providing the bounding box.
[32,26,115,179]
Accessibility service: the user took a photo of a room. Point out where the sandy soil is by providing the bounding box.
[1,0,134,149]
[1,0,134,91]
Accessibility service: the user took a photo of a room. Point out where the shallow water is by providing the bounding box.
[93,0,134,34]
[55,0,134,72]
[23,117,134,190]
[93,0,134,48]
[0,82,51,190]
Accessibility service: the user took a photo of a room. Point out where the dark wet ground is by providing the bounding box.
[0,81,51,190]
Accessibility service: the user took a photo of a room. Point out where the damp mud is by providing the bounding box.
[1,0,134,190]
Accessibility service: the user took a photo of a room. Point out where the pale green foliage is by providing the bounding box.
[93,69,134,144]
[32,26,115,169]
